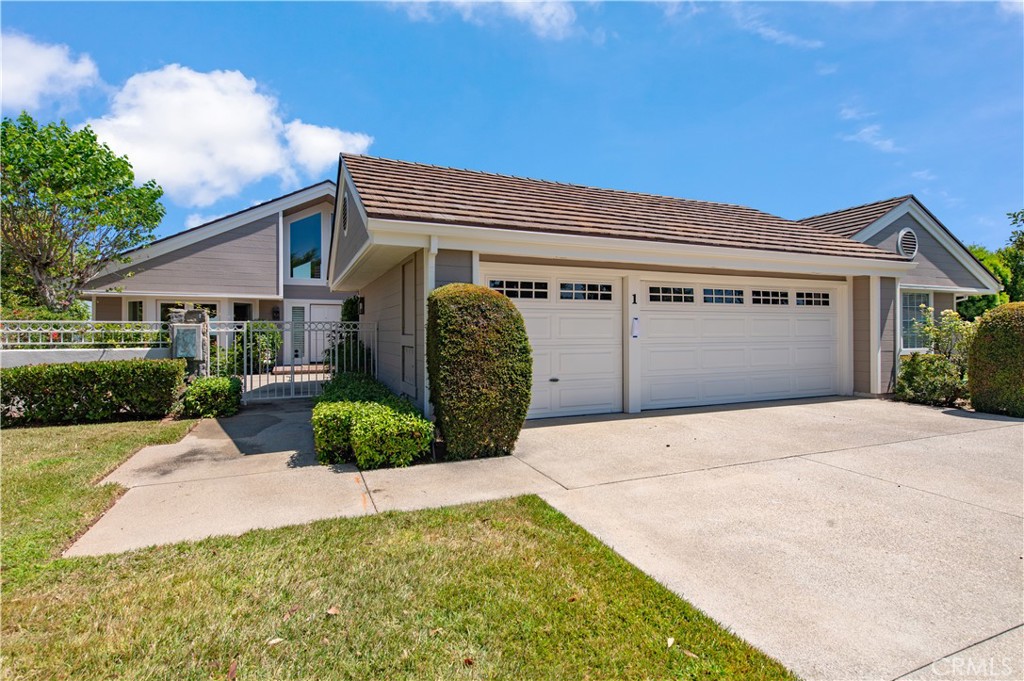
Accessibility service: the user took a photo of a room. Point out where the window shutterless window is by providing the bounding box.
[489,280,549,299]
[795,291,830,306]
[127,300,144,321]
[751,290,789,305]
[649,286,694,303]
[289,213,322,279]
[901,292,931,349]
[560,282,612,301]
[702,288,744,304]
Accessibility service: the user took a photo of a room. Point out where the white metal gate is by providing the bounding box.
[208,321,377,402]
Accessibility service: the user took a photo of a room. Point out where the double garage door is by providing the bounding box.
[484,266,842,419]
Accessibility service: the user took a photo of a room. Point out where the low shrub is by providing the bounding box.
[968,302,1024,417]
[181,376,242,418]
[1,359,186,427]
[426,284,532,460]
[312,373,432,469]
[894,353,965,407]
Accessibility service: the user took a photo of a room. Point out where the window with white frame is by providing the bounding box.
[289,213,322,279]
[560,282,612,301]
[127,300,144,321]
[901,292,931,350]
[649,286,694,303]
[795,291,830,307]
[489,280,549,299]
[752,290,789,305]
[703,288,744,304]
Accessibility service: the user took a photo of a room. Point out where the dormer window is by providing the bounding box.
[289,213,322,279]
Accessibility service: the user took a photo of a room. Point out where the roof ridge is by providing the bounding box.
[798,194,913,223]
[342,153,792,222]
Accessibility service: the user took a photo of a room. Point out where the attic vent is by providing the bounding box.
[897,228,918,258]
[341,196,348,235]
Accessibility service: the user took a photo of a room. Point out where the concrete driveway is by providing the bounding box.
[517,398,1023,681]
[67,397,1022,680]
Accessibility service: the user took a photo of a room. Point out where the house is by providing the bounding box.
[327,154,1000,419]
[85,181,353,363]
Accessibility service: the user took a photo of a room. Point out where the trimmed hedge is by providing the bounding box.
[426,284,532,460]
[894,353,965,407]
[312,373,432,469]
[181,376,242,418]
[968,302,1024,417]
[1,359,186,427]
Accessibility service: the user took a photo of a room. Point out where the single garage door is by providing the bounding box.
[639,282,840,410]
[484,270,622,419]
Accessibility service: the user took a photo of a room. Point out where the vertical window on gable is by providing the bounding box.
[290,213,322,279]
[902,292,931,349]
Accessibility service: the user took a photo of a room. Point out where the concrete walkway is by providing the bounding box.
[66,397,1023,681]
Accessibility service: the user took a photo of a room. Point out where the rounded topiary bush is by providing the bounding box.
[427,283,532,459]
[968,302,1024,418]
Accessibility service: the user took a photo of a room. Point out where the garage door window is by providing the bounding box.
[752,290,789,305]
[560,282,612,301]
[795,291,830,306]
[703,288,744,304]
[489,280,549,300]
[649,286,694,303]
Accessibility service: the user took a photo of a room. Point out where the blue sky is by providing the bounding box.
[3,1,1022,251]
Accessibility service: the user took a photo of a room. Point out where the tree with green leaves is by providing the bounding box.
[1,112,164,312]
[1001,210,1024,303]
[957,244,1010,320]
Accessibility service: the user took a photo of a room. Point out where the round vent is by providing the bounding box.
[897,228,918,258]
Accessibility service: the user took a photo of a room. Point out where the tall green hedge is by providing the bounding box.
[968,302,1024,417]
[426,283,532,459]
[1,359,186,426]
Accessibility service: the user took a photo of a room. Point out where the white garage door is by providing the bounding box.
[484,271,622,419]
[640,282,839,410]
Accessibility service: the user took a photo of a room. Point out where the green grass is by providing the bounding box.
[1,421,796,680]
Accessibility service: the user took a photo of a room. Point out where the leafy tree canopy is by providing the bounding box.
[1,112,164,312]
[957,211,1024,320]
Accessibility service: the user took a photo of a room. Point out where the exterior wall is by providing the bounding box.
[258,300,280,321]
[933,291,955,315]
[94,296,123,321]
[360,252,424,409]
[865,214,986,289]
[91,217,279,296]
[880,277,898,392]
[283,284,353,301]
[479,254,846,282]
[435,249,473,287]
[333,180,370,281]
[1,347,171,368]
[852,277,871,394]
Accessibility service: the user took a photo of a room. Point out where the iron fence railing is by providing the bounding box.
[0,320,170,349]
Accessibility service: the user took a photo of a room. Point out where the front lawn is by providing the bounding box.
[1,421,795,680]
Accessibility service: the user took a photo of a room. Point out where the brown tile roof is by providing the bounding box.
[342,155,907,262]
[799,195,911,238]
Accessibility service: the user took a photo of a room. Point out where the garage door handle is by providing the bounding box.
[549,377,560,382]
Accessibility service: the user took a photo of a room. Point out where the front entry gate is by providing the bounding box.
[207,321,377,402]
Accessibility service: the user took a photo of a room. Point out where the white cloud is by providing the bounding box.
[839,104,873,120]
[185,213,221,229]
[0,32,100,111]
[87,65,372,208]
[726,4,823,50]
[285,120,373,176]
[911,169,937,182]
[397,1,577,40]
[999,1,1023,16]
[663,2,704,21]
[841,124,904,153]
[815,62,839,76]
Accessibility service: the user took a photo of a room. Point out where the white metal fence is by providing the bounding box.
[208,321,377,402]
[0,321,170,349]
[1,319,376,403]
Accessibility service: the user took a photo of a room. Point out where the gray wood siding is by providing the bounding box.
[94,297,122,321]
[880,277,897,392]
[933,292,955,314]
[852,277,871,393]
[865,214,986,289]
[435,249,473,287]
[361,252,424,409]
[283,284,354,301]
[92,218,279,295]
[333,180,370,280]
